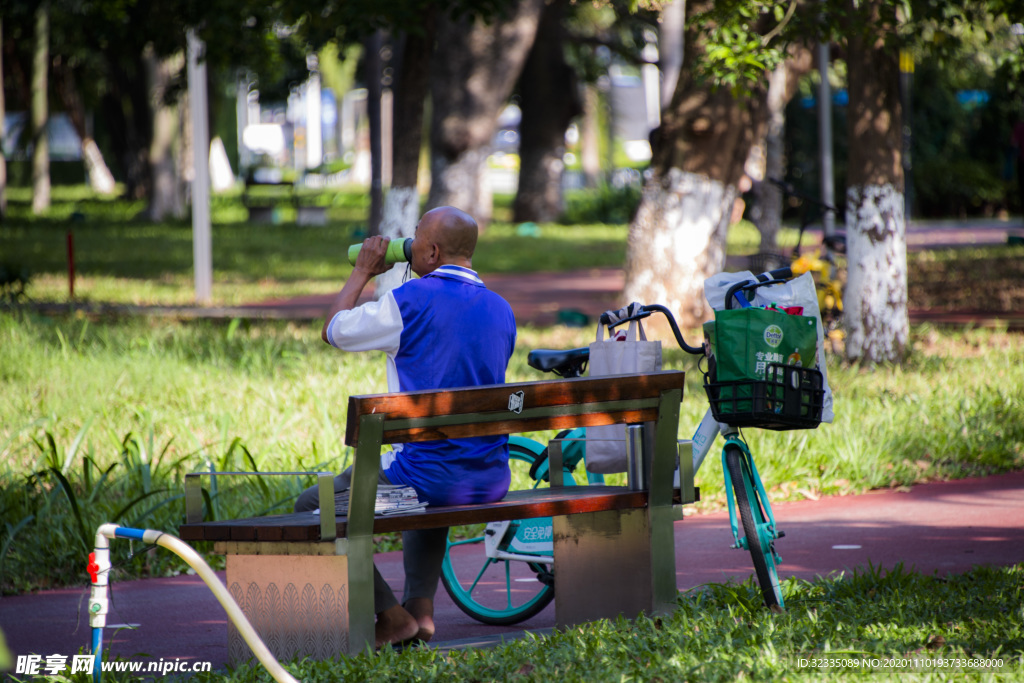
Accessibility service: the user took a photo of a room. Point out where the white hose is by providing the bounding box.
[96,524,299,683]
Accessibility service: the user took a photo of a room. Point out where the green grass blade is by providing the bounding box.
[64,417,95,476]
[46,467,91,553]
[111,489,168,525]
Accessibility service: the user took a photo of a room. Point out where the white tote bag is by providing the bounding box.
[585,311,662,473]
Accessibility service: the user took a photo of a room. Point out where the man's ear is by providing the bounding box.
[428,242,442,265]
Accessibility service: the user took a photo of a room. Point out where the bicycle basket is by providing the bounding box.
[704,361,824,430]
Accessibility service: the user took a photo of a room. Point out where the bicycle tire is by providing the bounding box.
[724,445,784,612]
[440,440,557,625]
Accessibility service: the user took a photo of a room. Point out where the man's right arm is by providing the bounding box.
[323,292,403,355]
[321,237,393,343]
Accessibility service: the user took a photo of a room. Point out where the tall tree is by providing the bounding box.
[376,18,437,297]
[145,48,186,221]
[749,48,813,251]
[622,1,777,329]
[31,2,49,214]
[364,30,385,235]
[829,0,1019,363]
[427,0,546,225]
[512,0,582,223]
[842,0,907,364]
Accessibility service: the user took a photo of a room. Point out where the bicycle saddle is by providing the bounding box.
[527,347,590,377]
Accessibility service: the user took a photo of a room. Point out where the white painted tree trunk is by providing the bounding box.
[82,138,116,194]
[375,186,420,298]
[622,168,733,329]
[844,182,908,363]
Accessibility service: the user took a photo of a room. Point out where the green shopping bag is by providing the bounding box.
[705,307,818,383]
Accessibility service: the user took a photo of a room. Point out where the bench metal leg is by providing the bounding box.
[552,508,655,625]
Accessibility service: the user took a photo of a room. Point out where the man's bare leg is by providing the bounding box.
[374,604,420,649]
[403,597,435,642]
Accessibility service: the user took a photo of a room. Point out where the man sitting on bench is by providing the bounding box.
[294,206,517,648]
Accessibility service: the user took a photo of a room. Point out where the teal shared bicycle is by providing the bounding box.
[440,267,825,620]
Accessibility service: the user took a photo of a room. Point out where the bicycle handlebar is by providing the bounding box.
[599,267,795,355]
[724,266,792,310]
[599,303,702,355]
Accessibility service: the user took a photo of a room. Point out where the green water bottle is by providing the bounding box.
[347,237,413,265]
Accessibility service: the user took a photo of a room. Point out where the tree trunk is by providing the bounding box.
[626,168,736,325]
[658,0,686,111]
[427,0,545,226]
[101,56,152,200]
[31,3,50,215]
[512,0,581,223]
[844,0,908,365]
[145,49,185,221]
[366,31,385,236]
[623,17,768,330]
[750,49,813,251]
[0,17,7,220]
[52,59,116,194]
[377,22,435,299]
[580,84,601,188]
[749,65,787,250]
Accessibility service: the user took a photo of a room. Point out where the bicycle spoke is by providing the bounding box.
[504,561,512,609]
[468,557,497,594]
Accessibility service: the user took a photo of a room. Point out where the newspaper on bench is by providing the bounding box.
[312,484,426,517]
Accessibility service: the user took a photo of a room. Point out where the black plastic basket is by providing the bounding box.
[704,362,824,430]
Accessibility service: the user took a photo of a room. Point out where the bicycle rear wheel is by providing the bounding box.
[724,445,784,611]
[440,439,556,625]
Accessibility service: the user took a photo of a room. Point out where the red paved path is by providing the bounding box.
[3,471,1022,669]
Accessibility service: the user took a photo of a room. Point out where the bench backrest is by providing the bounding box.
[344,371,686,446]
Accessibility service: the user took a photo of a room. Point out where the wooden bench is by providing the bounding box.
[178,370,695,662]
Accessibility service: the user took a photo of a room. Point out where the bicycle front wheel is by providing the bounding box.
[440,440,556,625]
[724,445,784,612]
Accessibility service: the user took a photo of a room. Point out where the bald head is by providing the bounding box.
[410,206,478,275]
[425,206,478,259]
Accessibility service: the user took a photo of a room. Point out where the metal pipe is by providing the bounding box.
[626,424,648,491]
[91,524,299,683]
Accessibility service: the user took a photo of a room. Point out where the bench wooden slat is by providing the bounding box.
[345,371,686,446]
[178,486,682,543]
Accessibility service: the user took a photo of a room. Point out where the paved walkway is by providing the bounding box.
[3,470,1022,670]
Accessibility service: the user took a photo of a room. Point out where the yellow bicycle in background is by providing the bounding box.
[748,178,846,352]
